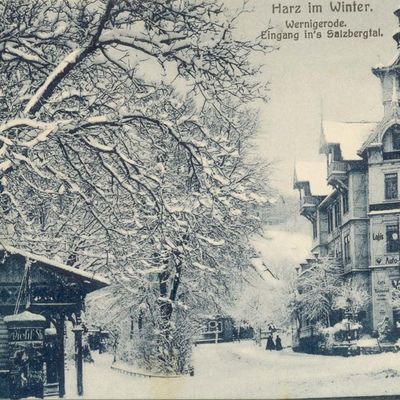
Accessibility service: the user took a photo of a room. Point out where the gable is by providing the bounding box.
[359,119,400,156]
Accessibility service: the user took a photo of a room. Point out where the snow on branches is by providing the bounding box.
[0,0,273,372]
[292,257,370,330]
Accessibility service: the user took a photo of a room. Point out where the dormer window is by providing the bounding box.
[383,126,400,160]
[393,128,400,150]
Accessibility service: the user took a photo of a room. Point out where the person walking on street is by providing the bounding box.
[275,335,283,351]
[265,334,275,351]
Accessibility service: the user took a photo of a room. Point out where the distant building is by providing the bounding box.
[195,316,254,344]
[293,7,400,347]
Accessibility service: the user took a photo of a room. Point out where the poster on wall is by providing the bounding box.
[7,326,45,399]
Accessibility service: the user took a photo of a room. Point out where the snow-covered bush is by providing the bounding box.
[377,316,392,343]
[318,319,363,350]
[114,308,200,374]
[391,285,400,309]
[318,325,336,350]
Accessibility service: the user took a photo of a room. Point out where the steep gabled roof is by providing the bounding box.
[358,115,400,156]
[320,121,377,160]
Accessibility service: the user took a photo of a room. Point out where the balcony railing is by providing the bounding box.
[300,196,320,208]
[328,161,348,175]
[300,196,319,217]
[327,161,348,187]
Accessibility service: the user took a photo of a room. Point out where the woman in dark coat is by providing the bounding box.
[265,334,275,351]
[275,335,283,351]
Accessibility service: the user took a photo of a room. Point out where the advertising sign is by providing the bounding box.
[7,327,45,399]
[4,312,46,399]
[371,269,394,331]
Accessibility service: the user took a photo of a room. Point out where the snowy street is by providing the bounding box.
[64,341,400,399]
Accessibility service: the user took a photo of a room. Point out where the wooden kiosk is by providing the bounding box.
[0,243,109,399]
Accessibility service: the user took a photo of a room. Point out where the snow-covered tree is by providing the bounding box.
[333,280,370,321]
[230,268,274,345]
[0,0,273,372]
[295,257,343,327]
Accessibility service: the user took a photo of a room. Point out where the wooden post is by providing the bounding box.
[72,326,84,396]
[55,316,65,398]
[99,328,103,354]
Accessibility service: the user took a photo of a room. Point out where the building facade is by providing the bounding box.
[294,7,400,342]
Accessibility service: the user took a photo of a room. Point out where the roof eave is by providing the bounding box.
[0,244,110,288]
[318,189,339,209]
[358,141,382,157]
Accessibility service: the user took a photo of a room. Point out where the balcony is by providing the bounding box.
[327,161,348,188]
[300,195,319,217]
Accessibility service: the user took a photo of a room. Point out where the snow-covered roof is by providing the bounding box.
[320,121,376,160]
[4,311,46,323]
[0,243,110,288]
[294,160,330,196]
[372,52,400,72]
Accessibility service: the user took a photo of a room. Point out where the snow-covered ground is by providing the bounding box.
[64,341,400,399]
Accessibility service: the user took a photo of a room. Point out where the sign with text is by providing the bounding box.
[371,269,394,330]
[9,327,44,342]
[6,322,45,399]
[371,222,400,267]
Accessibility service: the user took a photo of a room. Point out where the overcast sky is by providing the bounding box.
[228,0,400,194]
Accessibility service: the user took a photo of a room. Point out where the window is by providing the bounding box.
[393,129,400,150]
[327,207,333,234]
[334,201,341,228]
[335,240,342,259]
[342,192,349,214]
[385,173,398,200]
[312,220,317,239]
[344,234,351,264]
[386,224,400,253]
[207,320,223,333]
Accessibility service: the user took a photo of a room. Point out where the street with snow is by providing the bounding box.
[65,341,400,399]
